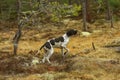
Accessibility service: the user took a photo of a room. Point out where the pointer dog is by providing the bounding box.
[38,29,77,63]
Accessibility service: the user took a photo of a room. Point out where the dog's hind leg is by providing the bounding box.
[42,49,48,63]
[46,48,54,64]
[42,53,47,63]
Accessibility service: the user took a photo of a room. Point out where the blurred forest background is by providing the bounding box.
[0,0,120,29]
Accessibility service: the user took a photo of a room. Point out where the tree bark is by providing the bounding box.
[110,10,113,28]
[68,0,72,5]
[82,0,87,31]
[13,29,21,55]
[105,0,113,28]
[106,0,111,20]
[13,0,22,55]
[86,0,91,22]
[17,0,21,21]
[105,0,114,28]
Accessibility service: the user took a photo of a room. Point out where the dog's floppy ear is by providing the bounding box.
[74,29,77,35]
[66,29,77,37]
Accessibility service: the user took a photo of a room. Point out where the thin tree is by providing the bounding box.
[13,0,43,55]
[13,0,22,55]
[68,0,72,5]
[105,0,113,28]
[81,0,87,31]
[106,0,110,20]
[86,0,91,22]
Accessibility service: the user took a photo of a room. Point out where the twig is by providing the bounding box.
[92,42,96,50]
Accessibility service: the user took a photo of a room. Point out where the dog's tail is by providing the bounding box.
[40,43,45,50]
[36,43,45,55]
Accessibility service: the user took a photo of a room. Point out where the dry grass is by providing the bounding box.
[0,21,120,80]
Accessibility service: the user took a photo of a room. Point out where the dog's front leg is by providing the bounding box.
[61,46,69,58]
[64,47,69,56]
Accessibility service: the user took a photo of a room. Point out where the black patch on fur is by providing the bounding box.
[50,39,55,45]
[66,29,77,37]
[64,52,67,55]
[55,36,64,42]
[44,42,51,49]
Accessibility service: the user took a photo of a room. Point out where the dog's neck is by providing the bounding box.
[63,33,69,39]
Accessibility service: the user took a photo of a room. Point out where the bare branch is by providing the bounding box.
[92,42,96,50]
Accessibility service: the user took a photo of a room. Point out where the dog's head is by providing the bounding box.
[66,29,77,37]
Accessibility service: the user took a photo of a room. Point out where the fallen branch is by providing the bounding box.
[92,42,96,50]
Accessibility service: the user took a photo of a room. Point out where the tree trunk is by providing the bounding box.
[86,0,91,22]
[82,0,87,31]
[13,0,22,55]
[105,0,113,28]
[13,29,21,55]
[68,0,72,5]
[106,0,111,20]
[17,0,21,21]
[110,10,113,28]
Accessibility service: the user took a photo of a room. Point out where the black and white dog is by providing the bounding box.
[38,29,77,63]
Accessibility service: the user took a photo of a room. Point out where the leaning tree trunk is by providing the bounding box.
[13,28,21,55]
[81,0,87,31]
[13,0,42,55]
[13,0,22,55]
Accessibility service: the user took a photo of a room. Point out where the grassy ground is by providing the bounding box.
[0,20,120,80]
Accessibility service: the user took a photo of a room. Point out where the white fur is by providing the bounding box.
[42,34,69,64]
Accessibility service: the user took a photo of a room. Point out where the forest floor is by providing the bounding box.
[0,20,120,80]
